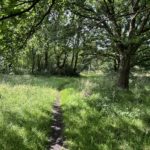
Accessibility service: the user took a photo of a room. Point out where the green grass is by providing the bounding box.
[60,72,150,150]
[0,72,150,150]
[0,75,66,150]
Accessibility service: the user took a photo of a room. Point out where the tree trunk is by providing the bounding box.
[71,49,75,68]
[61,53,67,68]
[114,56,120,72]
[56,55,60,69]
[73,51,79,72]
[114,59,118,72]
[37,55,41,72]
[31,49,35,74]
[118,53,130,89]
[44,50,48,71]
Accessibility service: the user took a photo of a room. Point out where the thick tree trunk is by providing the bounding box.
[114,56,120,72]
[118,53,130,89]
[114,59,118,72]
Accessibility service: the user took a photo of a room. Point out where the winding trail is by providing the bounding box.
[49,93,65,150]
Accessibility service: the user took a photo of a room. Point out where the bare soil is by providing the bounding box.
[49,94,65,150]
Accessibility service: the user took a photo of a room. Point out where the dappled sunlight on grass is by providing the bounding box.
[0,73,149,149]
[61,72,150,150]
[0,74,78,90]
[0,75,60,150]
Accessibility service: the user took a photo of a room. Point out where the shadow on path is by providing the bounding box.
[49,82,67,150]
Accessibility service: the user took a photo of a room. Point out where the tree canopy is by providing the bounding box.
[0,0,150,89]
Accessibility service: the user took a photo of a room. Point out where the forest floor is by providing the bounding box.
[0,70,150,150]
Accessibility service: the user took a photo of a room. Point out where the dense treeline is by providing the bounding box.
[0,0,150,89]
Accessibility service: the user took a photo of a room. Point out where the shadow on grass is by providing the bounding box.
[0,74,83,150]
[0,107,52,150]
[63,103,150,150]
[0,73,149,149]
[62,73,150,150]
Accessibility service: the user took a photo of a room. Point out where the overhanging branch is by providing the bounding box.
[0,0,40,21]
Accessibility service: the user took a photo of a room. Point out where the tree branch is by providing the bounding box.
[0,0,40,21]
[25,0,56,40]
[139,11,150,34]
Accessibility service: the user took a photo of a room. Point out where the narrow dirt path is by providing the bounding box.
[49,93,65,150]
